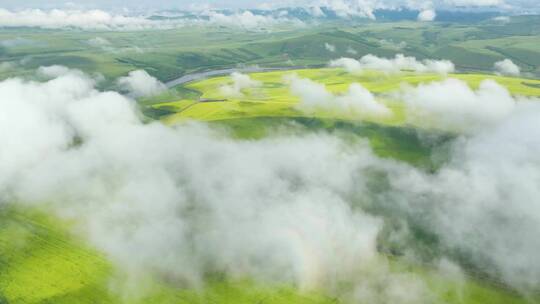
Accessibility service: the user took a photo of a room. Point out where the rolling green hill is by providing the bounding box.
[2,16,540,85]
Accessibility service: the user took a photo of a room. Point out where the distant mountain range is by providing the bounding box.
[150,7,505,23]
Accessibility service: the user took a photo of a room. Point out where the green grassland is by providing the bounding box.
[151,68,540,126]
[142,67,539,177]
[0,206,338,304]
[1,15,540,85]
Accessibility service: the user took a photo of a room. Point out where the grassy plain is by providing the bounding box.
[145,67,540,170]
[155,68,540,125]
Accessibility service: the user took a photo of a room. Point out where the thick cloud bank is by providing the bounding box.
[0,8,301,30]
[387,103,540,292]
[1,68,540,298]
[330,54,455,75]
[399,78,518,132]
[0,68,428,301]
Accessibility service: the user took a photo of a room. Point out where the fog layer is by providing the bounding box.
[1,68,540,298]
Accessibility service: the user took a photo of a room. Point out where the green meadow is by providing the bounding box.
[149,68,540,127]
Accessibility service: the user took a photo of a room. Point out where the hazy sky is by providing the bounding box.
[0,0,537,12]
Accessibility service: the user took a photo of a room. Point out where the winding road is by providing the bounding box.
[165,66,306,88]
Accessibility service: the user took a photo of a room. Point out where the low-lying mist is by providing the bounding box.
[1,67,540,300]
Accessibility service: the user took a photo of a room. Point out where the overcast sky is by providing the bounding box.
[0,0,537,12]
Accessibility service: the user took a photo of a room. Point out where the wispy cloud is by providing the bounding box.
[324,42,336,52]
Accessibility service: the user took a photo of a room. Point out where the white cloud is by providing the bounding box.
[0,8,161,30]
[492,15,511,22]
[400,78,518,132]
[494,59,521,77]
[286,74,334,106]
[0,68,430,300]
[304,0,506,19]
[2,65,540,298]
[336,83,392,116]
[325,43,336,52]
[87,37,111,47]
[317,0,376,19]
[205,11,301,29]
[286,74,391,117]
[444,0,505,6]
[117,70,166,98]
[308,5,326,17]
[389,100,540,291]
[330,54,455,75]
[346,47,358,55]
[0,0,532,14]
[220,72,262,97]
[0,8,302,30]
[417,9,436,21]
[329,57,363,74]
[38,65,83,78]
